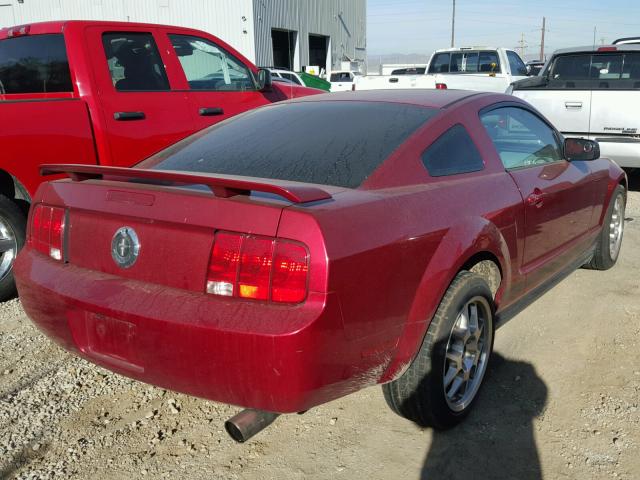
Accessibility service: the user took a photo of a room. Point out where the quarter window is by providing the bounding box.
[480,107,563,169]
[169,34,255,91]
[0,34,72,94]
[102,32,169,91]
[421,125,484,177]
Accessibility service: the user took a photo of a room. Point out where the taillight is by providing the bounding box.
[28,204,66,261]
[435,83,448,90]
[206,231,309,304]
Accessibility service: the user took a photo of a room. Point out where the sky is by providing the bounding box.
[367,0,640,60]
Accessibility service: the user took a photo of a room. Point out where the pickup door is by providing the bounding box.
[87,25,268,167]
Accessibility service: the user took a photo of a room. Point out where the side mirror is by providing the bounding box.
[257,68,273,91]
[564,138,600,161]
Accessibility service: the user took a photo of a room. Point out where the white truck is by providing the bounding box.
[510,44,640,168]
[354,47,528,93]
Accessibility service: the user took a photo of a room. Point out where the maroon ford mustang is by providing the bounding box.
[14,90,626,442]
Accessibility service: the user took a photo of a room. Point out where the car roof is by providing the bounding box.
[289,89,500,110]
[552,44,640,55]
[433,46,504,53]
[0,19,206,35]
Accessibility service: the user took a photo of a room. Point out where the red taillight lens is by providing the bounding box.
[206,232,309,304]
[271,241,308,303]
[237,237,273,300]
[28,204,66,261]
[435,83,448,90]
[206,232,241,297]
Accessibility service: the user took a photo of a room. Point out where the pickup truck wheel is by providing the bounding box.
[0,195,26,301]
[382,271,495,430]
[586,185,626,271]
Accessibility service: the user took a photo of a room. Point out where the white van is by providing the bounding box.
[510,44,640,168]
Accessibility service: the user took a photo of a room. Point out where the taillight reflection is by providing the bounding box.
[28,204,66,261]
[206,231,309,304]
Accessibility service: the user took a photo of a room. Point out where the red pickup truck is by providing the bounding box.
[0,20,319,300]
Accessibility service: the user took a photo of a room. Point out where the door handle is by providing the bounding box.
[199,107,224,116]
[565,102,582,109]
[389,77,399,83]
[526,189,545,208]
[113,111,145,121]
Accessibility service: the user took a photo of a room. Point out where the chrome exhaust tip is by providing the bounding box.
[224,409,280,443]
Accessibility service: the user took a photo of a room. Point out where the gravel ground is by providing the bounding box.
[1,181,640,480]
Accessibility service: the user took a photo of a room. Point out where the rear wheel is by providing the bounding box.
[0,195,26,301]
[383,271,495,429]
[586,185,626,270]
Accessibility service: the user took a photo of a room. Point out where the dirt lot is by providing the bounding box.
[1,184,639,480]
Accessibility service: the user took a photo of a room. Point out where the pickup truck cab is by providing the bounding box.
[353,47,528,93]
[510,44,640,168]
[0,20,320,300]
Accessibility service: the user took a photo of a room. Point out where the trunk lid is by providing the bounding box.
[40,165,334,293]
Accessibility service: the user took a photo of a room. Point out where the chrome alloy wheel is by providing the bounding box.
[443,296,493,412]
[609,193,625,260]
[0,217,17,281]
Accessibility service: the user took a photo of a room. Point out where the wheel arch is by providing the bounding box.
[380,216,511,383]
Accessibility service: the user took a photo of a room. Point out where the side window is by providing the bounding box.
[548,54,592,88]
[102,32,170,92]
[0,34,72,94]
[421,125,484,177]
[507,51,528,76]
[429,53,450,73]
[479,51,500,73]
[169,34,255,91]
[480,107,563,169]
[281,72,302,85]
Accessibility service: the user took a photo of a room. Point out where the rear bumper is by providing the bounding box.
[15,250,383,413]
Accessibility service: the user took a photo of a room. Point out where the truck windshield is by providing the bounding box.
[139,101,437,189]
[0,34,72,94]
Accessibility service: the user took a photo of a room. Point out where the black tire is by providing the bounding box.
[0,195,27,301]
[383,271,495,430]
[586,185,626,271]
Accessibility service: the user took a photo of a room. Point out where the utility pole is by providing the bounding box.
[518,33,528,58]
[451,0,456,48]
[593,26,597,48]
[540,17,546,61]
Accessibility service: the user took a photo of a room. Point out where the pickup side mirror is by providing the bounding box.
[257,68,273,91]
[564,138,600,161]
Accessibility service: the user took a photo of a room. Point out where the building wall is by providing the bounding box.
[0,0,367,72]
[252,0,366,72]
[0,0,257,62]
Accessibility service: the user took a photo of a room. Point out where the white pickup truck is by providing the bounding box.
[354,47,528,93]
[510,44,640,168]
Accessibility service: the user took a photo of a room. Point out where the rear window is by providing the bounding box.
[428,51,500,74]
[549,53,640,89]
[139,101,438,189]
[0,34,72,94]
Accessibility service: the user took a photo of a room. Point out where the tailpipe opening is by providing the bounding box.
[224,409,280,443]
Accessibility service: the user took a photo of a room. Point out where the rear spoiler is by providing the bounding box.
[40,164,332,204]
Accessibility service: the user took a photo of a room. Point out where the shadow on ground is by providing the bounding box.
[420,353,547,480]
